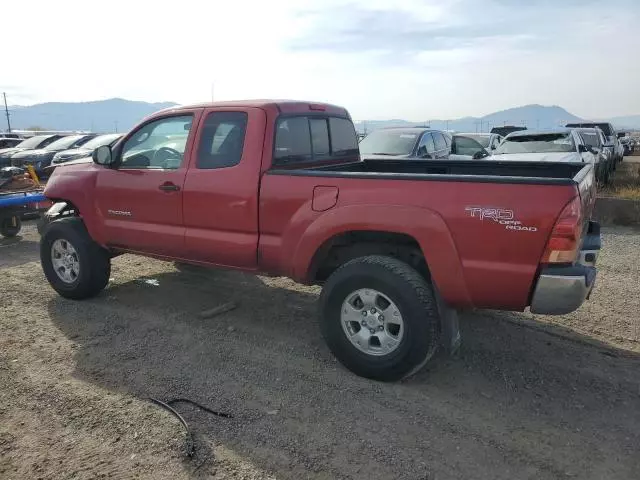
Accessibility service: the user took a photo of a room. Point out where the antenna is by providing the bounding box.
[3,92,11,132]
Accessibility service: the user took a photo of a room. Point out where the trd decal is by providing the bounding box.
[465,206,537,232]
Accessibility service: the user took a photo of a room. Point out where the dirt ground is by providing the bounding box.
[1,223,639,480]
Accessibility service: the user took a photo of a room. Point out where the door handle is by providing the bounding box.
[159,182,180,192]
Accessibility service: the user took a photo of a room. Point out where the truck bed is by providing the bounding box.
[272,159,590,185]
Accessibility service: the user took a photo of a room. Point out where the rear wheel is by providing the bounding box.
[0,216,21,238]
[40,217,111,299]
[319,255,440,381]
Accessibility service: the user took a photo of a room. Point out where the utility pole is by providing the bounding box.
[446,119,449,131]
[114,120,118,133]
[3,92,11,132]
[211,82,215,102]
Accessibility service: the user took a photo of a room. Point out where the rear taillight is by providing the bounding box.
[542,196,583,264]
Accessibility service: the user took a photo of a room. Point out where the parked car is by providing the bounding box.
[490,125,527,137]
[573,128,612,183]
[491,129,607,182]
[11,134,97,177]
[0,138,23,149]
[566,122,622,165]
[454,132,503,154]
[38,100,601,381]
[359,127,488,160]
[0,134,66,167]
[51,133,122,165]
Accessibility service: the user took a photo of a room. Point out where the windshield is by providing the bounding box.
[495,133,576,154]
[459,134,490,148]
[44,135,86,151]
[359,130,418,155]
[15,135,53,149]
[80,134,122,149]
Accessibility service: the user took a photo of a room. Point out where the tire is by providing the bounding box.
[40,217,111,300]
[0,216,22,238]
[319,255,440,381]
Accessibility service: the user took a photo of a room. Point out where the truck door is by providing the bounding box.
[181,107,266,268]
[94,112,201,257]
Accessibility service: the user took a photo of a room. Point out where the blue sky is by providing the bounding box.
[2,0,639,121]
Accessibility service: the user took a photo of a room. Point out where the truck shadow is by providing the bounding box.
[47,267,640,479]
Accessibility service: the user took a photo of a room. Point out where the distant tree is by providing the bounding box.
[26,126,47,131]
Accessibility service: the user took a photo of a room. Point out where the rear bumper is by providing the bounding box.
[530,221,601,315]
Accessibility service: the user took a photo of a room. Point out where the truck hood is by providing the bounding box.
[44,161,102,200]
[490,152,582,163]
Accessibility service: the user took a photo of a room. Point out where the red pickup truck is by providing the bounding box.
[40,100,601,381]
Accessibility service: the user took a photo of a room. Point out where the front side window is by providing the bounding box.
[495,133,576,155]
[120,115,193,169]
[418,133,436,155]
[453,136,486,156]
[196,111,248,169]
[274,115,358,165]
[433,132,448,152]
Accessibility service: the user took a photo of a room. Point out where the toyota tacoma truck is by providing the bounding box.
[39,100,601,381]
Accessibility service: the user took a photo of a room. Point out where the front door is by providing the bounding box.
[95,112,201,257]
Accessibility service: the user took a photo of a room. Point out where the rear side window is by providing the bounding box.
[196,111,248,169]
[309,118,330,156]
[274,116,358,165]
[418,133,436,154]
[329,117,358,154]
[580,132,600,148]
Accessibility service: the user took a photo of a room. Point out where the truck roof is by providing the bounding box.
[506,128,571,138]
[156,100,350,117]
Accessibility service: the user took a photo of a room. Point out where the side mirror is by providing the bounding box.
[93,145,114,166]
[417,146,431,158]
[473,150,488,160]
[578,144,589,153]
[616,132,625,138]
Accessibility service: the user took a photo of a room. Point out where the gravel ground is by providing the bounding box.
[1,223,639,479]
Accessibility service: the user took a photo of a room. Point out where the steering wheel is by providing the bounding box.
[152,147,182,165]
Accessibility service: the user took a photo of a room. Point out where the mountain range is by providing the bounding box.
[354,105,640,134]
[5,98,178,133]
[2,99,639,134]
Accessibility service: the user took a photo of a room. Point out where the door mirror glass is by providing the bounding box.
[93,145,114,165]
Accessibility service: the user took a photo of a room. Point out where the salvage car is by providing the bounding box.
[51,133,122,165]
[566,122,621,166]
[0,134,66,167]
[39,100,601,381]
[10,134,96,177]
[491,129,606,182]
[359,127,488,160]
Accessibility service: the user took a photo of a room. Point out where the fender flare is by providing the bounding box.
[288,204,473,308]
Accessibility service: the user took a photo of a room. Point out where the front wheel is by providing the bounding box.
[40,217,111,300]
[0,216,22,238]
[319,255,440,381]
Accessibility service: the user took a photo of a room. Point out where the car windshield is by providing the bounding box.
[80,134,122,149]
[495,133,576,154]
[15,135,52,149]
[359,130,418,155]
[458,134,490,148]
[44,135,86,150]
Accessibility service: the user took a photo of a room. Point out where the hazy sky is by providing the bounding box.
[2,0,639,121]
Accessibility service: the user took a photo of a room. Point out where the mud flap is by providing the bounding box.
[434,286,461,356]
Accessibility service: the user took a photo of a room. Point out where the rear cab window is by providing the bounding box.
[273,115,359,167]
